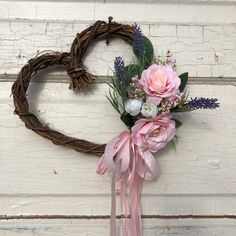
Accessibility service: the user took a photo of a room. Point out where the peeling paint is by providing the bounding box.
[0,227,50,233]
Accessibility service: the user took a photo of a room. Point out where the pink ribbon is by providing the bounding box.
[97,131,160,236]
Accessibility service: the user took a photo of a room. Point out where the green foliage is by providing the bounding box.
[107,33,155,121]
[179,72,189,92]
[112,74,128,103]
[172,118,183,128]
[106,87,120,114]
[125,64,141,77]
[120,112,135,130]
[170,139,176,151]
[106,75,127,115]
[142,36,154,66]
[133,36,154,68]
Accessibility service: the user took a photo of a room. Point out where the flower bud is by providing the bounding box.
[141,103,157,118]
[125,99,142,116]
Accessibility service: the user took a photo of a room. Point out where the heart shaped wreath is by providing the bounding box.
[12,19,219,236]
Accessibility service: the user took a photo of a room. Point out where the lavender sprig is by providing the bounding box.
[114,56,125,84]
[187,97,220,110]
[108,56,129,111]
[132,23,145,56]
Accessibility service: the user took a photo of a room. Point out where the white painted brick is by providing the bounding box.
[204,25,223,36]
[72,23,93,34]
[204,25,236,41]
[36,2,95,21]
[205,26,236,51]
[212,64,235,77]
[94,2,236,24]
[150,36,178,56]
[175,51,198,65]
[10,22,46,34]
[1,1,236,24]
[223,25,236,36]
[0,3,235,78]
[139,24,150,36]
[222,50,236,63]
[150,24,176,37]
[177,25,203,43]
[177,65,197,76]
[211,41,235,51]
[162,41,189,54]
[150,36,177,47]
[197,65,212,77]
[204,26,228,45]
[46,22,74,37]
[197,50,215,64]
[0,20,235,77]
[0,40,15,50]
[178,25,203,38]
[0,22,11,35]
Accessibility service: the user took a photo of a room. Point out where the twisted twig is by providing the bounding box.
[11,21,135,156]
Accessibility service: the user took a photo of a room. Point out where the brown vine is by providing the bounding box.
[11,20,135,156]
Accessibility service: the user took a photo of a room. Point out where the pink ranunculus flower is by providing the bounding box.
[131,114,176,153]
[139,64,181,105]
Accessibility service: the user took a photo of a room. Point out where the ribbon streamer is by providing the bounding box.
[97,131,160,236]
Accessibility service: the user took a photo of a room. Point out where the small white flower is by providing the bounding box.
[125,99,142,116]
[141,103,158,118]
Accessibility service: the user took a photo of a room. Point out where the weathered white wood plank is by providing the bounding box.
[0,81,236,219]
[1,1,236,24]
[0,219,236,236]
[1,20,236,77]
[0,195,236,216]
[0,82,235,194]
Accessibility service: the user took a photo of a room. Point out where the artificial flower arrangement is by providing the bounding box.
[97,23,219,236]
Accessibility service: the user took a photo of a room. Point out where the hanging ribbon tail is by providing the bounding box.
[96,131,161,236]
[130,173,143,236]
[128,147,159,236]
[96,131,132,236]
[120,178,129,236]
[111,174,116,236]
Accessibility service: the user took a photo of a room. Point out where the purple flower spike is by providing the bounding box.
[114,56,125,84]
[187,97,220,110]
[132,23,145,56]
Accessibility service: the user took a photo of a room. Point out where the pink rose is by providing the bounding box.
[131,115,176,152]
[139,64,181,105]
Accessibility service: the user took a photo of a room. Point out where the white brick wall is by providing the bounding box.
[0,1,236,77]
[1,21,236,77]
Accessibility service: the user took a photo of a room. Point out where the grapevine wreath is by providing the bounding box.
[12,18,219,236]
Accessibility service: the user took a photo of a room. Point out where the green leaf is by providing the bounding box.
[170,139,176,151]
[179,72,189,92]
[106,88,121,114]
[133,36,154,67]
[125,64,141,77]
[142,36,154,65]
[172,118,182,128]
[120,112,135,130]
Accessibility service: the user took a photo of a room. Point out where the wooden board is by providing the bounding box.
[0,219,236,236]
[0,81,236,231]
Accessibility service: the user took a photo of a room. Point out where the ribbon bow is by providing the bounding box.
[97,131,160,236]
